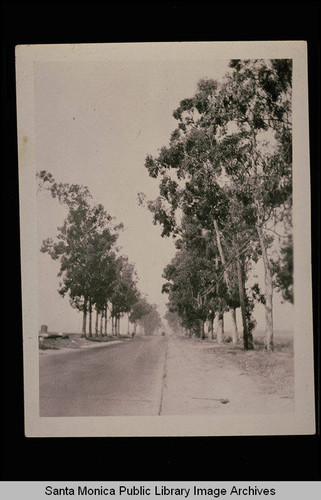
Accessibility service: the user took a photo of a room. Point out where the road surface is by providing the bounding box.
[40,334,293,417]
[39,336,167,416]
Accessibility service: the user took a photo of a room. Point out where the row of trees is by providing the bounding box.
[38,171,161,337]
[143,59,293,351]
[130,297,163,336]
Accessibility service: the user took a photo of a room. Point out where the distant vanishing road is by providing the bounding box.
[39,336,167,417]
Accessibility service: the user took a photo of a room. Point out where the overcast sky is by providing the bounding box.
[34,46,293,333]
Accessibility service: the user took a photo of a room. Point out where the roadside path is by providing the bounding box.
[161,335,294,415]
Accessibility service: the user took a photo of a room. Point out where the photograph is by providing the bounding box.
[15,41,315,437]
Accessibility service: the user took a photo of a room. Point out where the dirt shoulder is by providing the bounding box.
[212,333,294,400]
[161,333,294,415]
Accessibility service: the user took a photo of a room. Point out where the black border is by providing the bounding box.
[2,0,320,482]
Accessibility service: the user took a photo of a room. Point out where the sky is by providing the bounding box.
[34,47,293,333]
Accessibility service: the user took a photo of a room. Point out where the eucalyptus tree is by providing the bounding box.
[162,253,201,338]
[139,303,162,336]
[143,79,251,346]
[128,296,162,336]
[143,59,292,350]
[164,310,184,335]
[88,233,118,337]
[110,256,139,336]
[162,216,220,339]
[37,171,122,337]
[211,59,292,350]
[129,296,151,335]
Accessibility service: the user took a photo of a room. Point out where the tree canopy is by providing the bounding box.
[38,170,155,337]
[143,59,292,350]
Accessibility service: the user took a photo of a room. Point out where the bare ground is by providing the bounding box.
[161,332,294,415]
[214,332,295,400]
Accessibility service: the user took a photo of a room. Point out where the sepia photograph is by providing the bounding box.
[15,41,315,437]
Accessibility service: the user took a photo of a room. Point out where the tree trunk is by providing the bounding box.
[82,298,87,337]
[95,308,99,337]
[214,218,230,289]
[208,315,214,340]
[216,311,224,343]
[104,304,108,336]
[220,313,224,340]
[88,298,93,337]
[196,293,205,339]
[230,308,239,344]
[100,310,103,336]
[235,253,253,350]
[117,314,121,336]
[257,225,274,351]
[200,320,205,340]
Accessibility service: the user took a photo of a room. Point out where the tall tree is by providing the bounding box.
[110,256,139,336]
[213,59,292,350]
[129,296,151,335]
[164,310,184,335]
[162,216,222,339]
[143,59,292,351]
[38,171,122,337]
[139,303,162,336]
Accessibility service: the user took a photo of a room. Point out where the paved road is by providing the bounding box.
[39,336,167,417]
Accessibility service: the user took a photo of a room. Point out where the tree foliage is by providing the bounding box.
[129,296,162,335]
[38,171,147,337]
[143,59,293,350]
